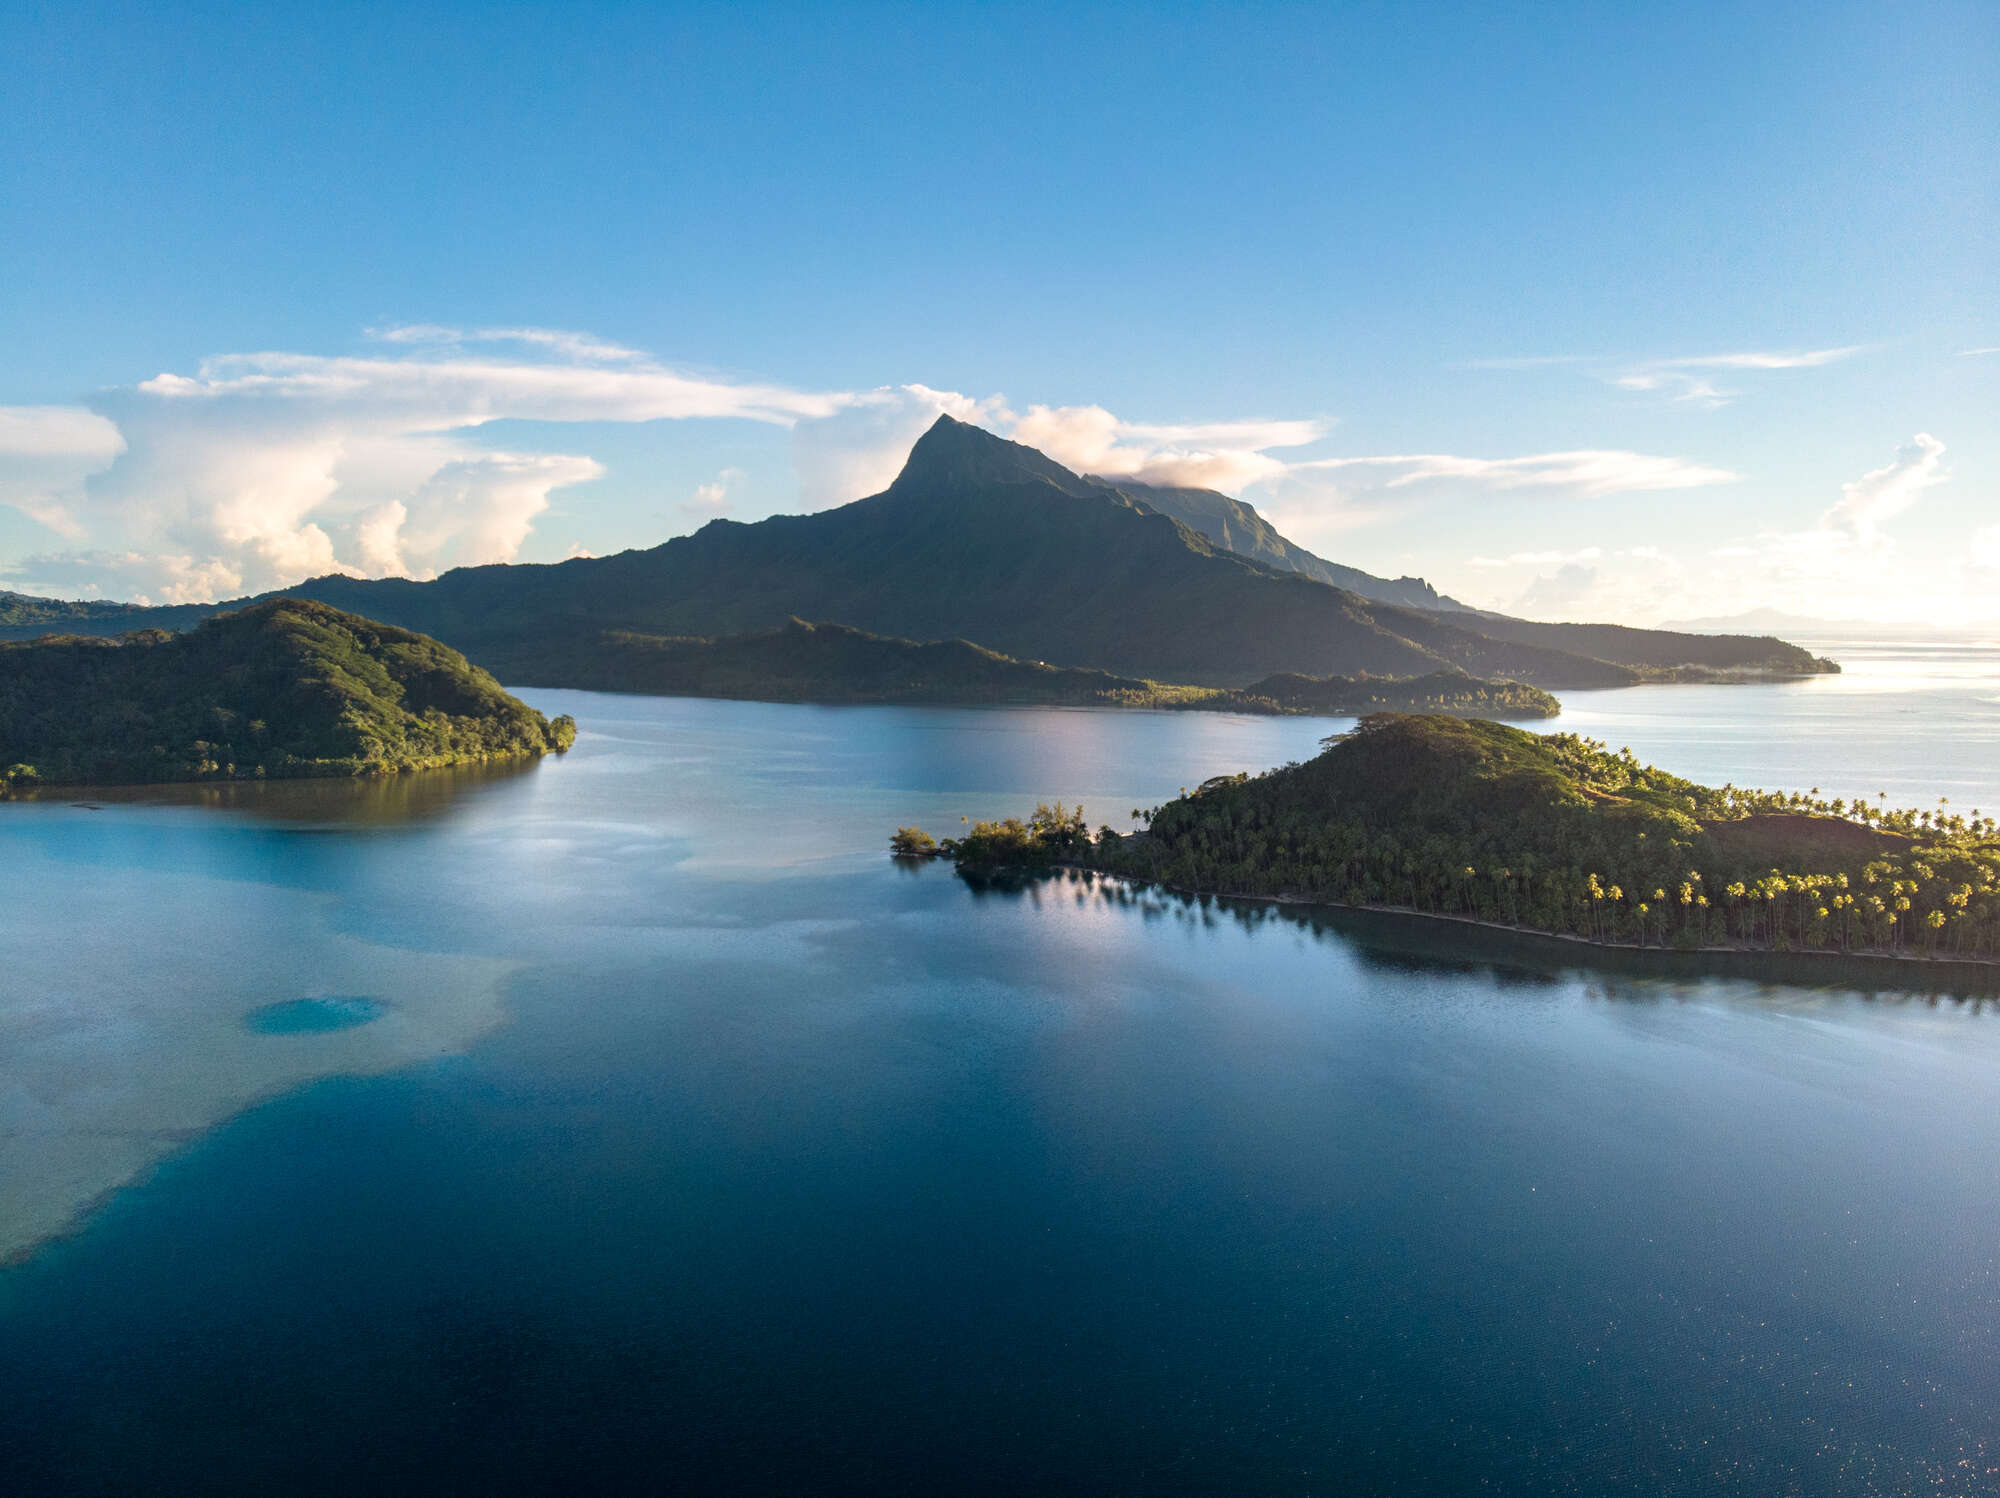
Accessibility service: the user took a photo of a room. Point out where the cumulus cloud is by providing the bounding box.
[0,405,127,539]
[3,334,861,603]
[1464,435,1963,627]
[0,326,1767,614]
[1820,433,1946,545]
[5,548,248,606]
[1514,562,1600,617]
[682,466,746,521]
[1009,405,1325,492]
[1682,434,1951,618]
[790,385,1010,508]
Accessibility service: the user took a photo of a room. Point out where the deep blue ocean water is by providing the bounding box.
[5,644,2000,1495]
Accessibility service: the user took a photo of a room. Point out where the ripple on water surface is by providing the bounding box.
[243,996,387,1035]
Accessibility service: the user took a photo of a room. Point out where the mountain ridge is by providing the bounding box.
[1080,475,1467,612]
[0,416,1834,691]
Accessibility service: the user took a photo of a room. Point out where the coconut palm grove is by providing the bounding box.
[920,714,2000,963]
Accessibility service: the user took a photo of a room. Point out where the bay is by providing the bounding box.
[4,642,2000,1494]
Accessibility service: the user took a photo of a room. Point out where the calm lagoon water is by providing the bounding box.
[5,644,2000,1495]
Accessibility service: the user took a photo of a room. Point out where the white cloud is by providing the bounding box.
[1291,449,1737,497]
[1009,404,1324,493]
[1609,347,1863,408]
[1820,432,1946,545]
[682,466,746,520]
[366,323,649,363]
[0,405,127,539]
[1652,347,1862,371]
[1460,434,1965,627]
[1470,345,1861,409]
[137,348,849,426]
[1611,370,1728,406]
[1469,547,1604,568]
[5,549,250,607]
[1960,347,2000,358]
[790,384,1010,509]
[1973,524,2000,571]
[0,332,1809,620]
[4,337,860,602]
[1514,563,1600,617]
[381,452,607,578]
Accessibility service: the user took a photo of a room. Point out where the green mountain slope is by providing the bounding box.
[943,713,2000,962]
[1083,476,1466,611]
[485,615,1561,717]
[0,589,219,633]
[505,618,1146,704]
[0,598,575,787]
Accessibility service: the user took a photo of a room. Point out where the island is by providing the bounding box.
[896,713,2000,965]
[2,419,1838,695]
[486,616,1563,718]
[0,598,576,790]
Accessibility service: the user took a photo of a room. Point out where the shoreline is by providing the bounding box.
[969,858,2000,990]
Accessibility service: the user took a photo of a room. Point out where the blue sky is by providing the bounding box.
[2,1,1995,623]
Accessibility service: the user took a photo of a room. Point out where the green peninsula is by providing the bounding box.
[489,617,1561,718]
[918,714,2000,963]
[0,598,575,789]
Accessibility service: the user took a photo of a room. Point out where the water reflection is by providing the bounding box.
[962,862,2000,1001]
[10,690,2000,1493]
[12,755,548,827]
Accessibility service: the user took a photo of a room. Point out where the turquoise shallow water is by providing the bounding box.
[4,648,2000,1495]
[244,997,387,1034]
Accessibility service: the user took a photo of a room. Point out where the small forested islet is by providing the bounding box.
[898,714,2000,963]
[1,598,575,789]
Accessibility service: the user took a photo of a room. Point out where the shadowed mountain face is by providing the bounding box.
[1081,476,1467,612]
[0,417,1833,689]
[484,615,1561,717]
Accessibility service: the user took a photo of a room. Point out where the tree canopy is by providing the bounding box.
[0,598,575,788]
[929,714,2000,964]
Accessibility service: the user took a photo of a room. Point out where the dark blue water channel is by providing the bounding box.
[5,676,2000,1495]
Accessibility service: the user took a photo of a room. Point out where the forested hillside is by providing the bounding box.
[0,599,574,787]
[935,714,2000,962]
[492,617,1561,716]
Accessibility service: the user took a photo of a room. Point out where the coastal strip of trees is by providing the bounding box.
[897,714,2000,963]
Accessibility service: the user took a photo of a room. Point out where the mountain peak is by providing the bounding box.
[890,415,1096,497]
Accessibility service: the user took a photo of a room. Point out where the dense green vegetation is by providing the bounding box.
[0,418,1835,692]
[928,714,2000,963]
[483,616,1561,717]
[0,589,216,634]
[493,618,1150,705]
[0,598,575,788]
[1218,669,1559,718]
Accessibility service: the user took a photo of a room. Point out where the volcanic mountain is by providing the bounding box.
[1077,475,1467,612]
[0,416,1831,690]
